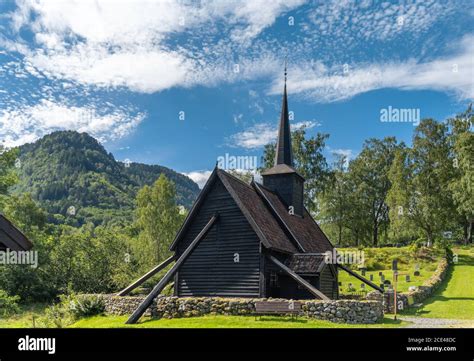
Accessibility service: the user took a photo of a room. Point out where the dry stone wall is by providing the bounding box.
[93,295,383,324]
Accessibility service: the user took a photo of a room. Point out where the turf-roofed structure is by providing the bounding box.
[124,70,347,324]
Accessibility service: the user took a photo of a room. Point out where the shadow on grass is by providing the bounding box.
[379,317,404,325]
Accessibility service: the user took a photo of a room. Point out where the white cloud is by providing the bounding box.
[5,0,301,93]
[293,120,321,130]
[273,35,474,102]
[210,0,307,42]
[183,170,213,189]
[229,123,277,149]
[331,148,353,160]
[2,0,472,103]
[228,120,319,149]
[0,100,145,147]
[29,45,193,93]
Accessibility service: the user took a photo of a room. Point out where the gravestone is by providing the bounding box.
[414,263,420,276]
[406,275,411,282]
[380,274,385,282]
[361,269,366,276]
[369,274,374,281]
[360,283,365,290]
[378,271,383,276]
[392,259,398,271]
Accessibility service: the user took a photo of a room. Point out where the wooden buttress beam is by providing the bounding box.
[126,214,219,324]
[267,255,331,301]
[117,255,176,296]
[337,264,384,293]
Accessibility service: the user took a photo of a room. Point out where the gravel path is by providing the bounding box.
[399,316,474,328]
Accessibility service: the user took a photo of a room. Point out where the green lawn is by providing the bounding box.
[70,314,404,328]
[338,246,440,295]
[338,268,434,294]
[400,247,474,320]
[0,304,405,329]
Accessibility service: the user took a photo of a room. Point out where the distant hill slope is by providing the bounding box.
[13,131,199,226]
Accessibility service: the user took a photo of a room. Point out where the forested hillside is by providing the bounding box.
[13,131,199,226]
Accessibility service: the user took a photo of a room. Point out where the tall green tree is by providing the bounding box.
[0,146,18,204]
[262,126,331,214]
[404,119,455,245]
[134,174,184,271]
[348,137,402,246]
[448,105,473,244]
[386,148,418,243]
[47,224,131,295]
[319,154,351,245]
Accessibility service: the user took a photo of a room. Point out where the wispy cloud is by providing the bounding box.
[273,35,474,102]
[0,100,145,148]
[228,120,320,149]
[4,0,299,93]
[0,0,472,150]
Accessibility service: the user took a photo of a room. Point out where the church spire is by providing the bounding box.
[274,61,293,167]
[261,61,305,217]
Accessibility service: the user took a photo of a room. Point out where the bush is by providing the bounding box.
[39,302,74,328]
[38,293,105,328]
[69,294,105,318]
[0,290,20,317]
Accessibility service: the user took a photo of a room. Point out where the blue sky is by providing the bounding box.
[0,0,472,187]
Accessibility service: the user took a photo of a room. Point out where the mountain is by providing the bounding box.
[13,131,200,226]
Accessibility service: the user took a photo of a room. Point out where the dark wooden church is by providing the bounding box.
[123,71,380,323]
[169,77,338,301]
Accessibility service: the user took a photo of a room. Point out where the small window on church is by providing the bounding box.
[270,271,279,287]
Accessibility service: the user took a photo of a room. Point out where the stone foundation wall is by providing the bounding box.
[95,295,157,317]
[367,258,449,313]
[303,300,383,324]
[93,295,383,324]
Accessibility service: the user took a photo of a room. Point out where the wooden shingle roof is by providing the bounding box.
[254,182,334,253]
[286,254,326,274]
[170,167,334,256]
[218,170,297,254]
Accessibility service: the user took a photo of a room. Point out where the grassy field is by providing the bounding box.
[400,247,474,320]
[0,305,404,329]
[70,314,404,328]
[0,303,48,328]
[337,246,441,295]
